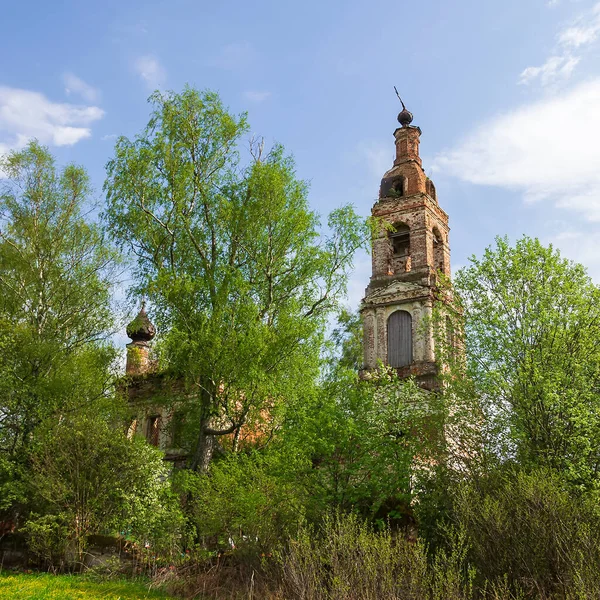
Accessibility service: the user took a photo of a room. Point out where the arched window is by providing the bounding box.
[392,176,405,197]
[390,222,410,257]
[387,310,412,367]
[146,415,161,447]
[426,179,436,201]
[380,175,406,198]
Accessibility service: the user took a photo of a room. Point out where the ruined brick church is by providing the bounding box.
[360,103,450,390]
[124,101,450,452]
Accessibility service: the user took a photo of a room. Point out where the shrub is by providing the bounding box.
[25,412,186,570]
[453,468,600,598]
[282,512,472,600]
[180,450,305,554]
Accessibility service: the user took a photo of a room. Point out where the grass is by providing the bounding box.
[0,572,177,599]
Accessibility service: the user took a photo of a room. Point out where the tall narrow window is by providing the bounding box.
[432,227,444,273]
[387,310,412,367]
[426,179,437,201]
[390,223,410,256]
[146,415,161,447]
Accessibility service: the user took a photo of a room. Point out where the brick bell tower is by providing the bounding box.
[361,100,450,389]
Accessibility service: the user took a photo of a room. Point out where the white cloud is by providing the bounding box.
[101,133,118,141]
[520,2,600,86]
[63,72,99,103]
[243,90,271,103]
[558,3,600,48]
[519,55,580,86]
[134,55,166,89]
[0,86,104,154]
[432,78,600,222]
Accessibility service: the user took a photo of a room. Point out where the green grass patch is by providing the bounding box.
[0,572,176,599]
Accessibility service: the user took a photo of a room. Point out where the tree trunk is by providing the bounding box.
[191,416,216,473]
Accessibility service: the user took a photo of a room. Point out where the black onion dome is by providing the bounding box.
[398,108,413,127]
[126,305,156,343]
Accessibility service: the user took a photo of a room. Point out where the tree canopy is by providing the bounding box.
[104,87,370,471]
[0,141,119,466]
[451,236,600,488]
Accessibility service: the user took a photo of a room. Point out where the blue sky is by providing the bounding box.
[2,0,600,323]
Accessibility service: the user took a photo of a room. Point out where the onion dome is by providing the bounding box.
[126,303,156,343]
[397,108,413,127]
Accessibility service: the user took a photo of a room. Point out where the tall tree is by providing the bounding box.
[450,236,600,487]
[104,88,369,471]
[0,141,118,467]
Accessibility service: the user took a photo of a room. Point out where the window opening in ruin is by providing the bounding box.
[426,178,436,201]
[390,223,410,256]
[392,178,404,197]
[387,310,412,367]
[147,415,161,447]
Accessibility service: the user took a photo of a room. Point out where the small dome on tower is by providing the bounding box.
[398,108,413,127]
[126,303,156,343]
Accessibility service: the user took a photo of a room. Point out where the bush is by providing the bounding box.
[453,468,600,598]
[25,412,186,570]
[282,512,472,600]
[180,450,305,554]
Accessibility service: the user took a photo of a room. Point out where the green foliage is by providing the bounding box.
[281,511,473,600]
[328,308,363,373]
[440,236,600,488]
[283,368,443,522]
[179,449,306,553]
[26,411,184,567]
[103,87,369,471]
[452,468,600,598]
[0,141,119,516]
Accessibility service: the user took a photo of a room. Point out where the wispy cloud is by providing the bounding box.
[63,72,99,103]
[134,55,166,89]
[519,55,580,86]
[208,42,257,70]
[433,78,600,222]
[520,2,600,86]
[558,4,600,48]
[101,133,118,141]
[243,90,271,103]
[0,86,104,154]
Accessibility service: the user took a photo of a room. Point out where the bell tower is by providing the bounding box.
[361,101,450,389]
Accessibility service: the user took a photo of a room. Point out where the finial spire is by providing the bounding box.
[394,86,413,127]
